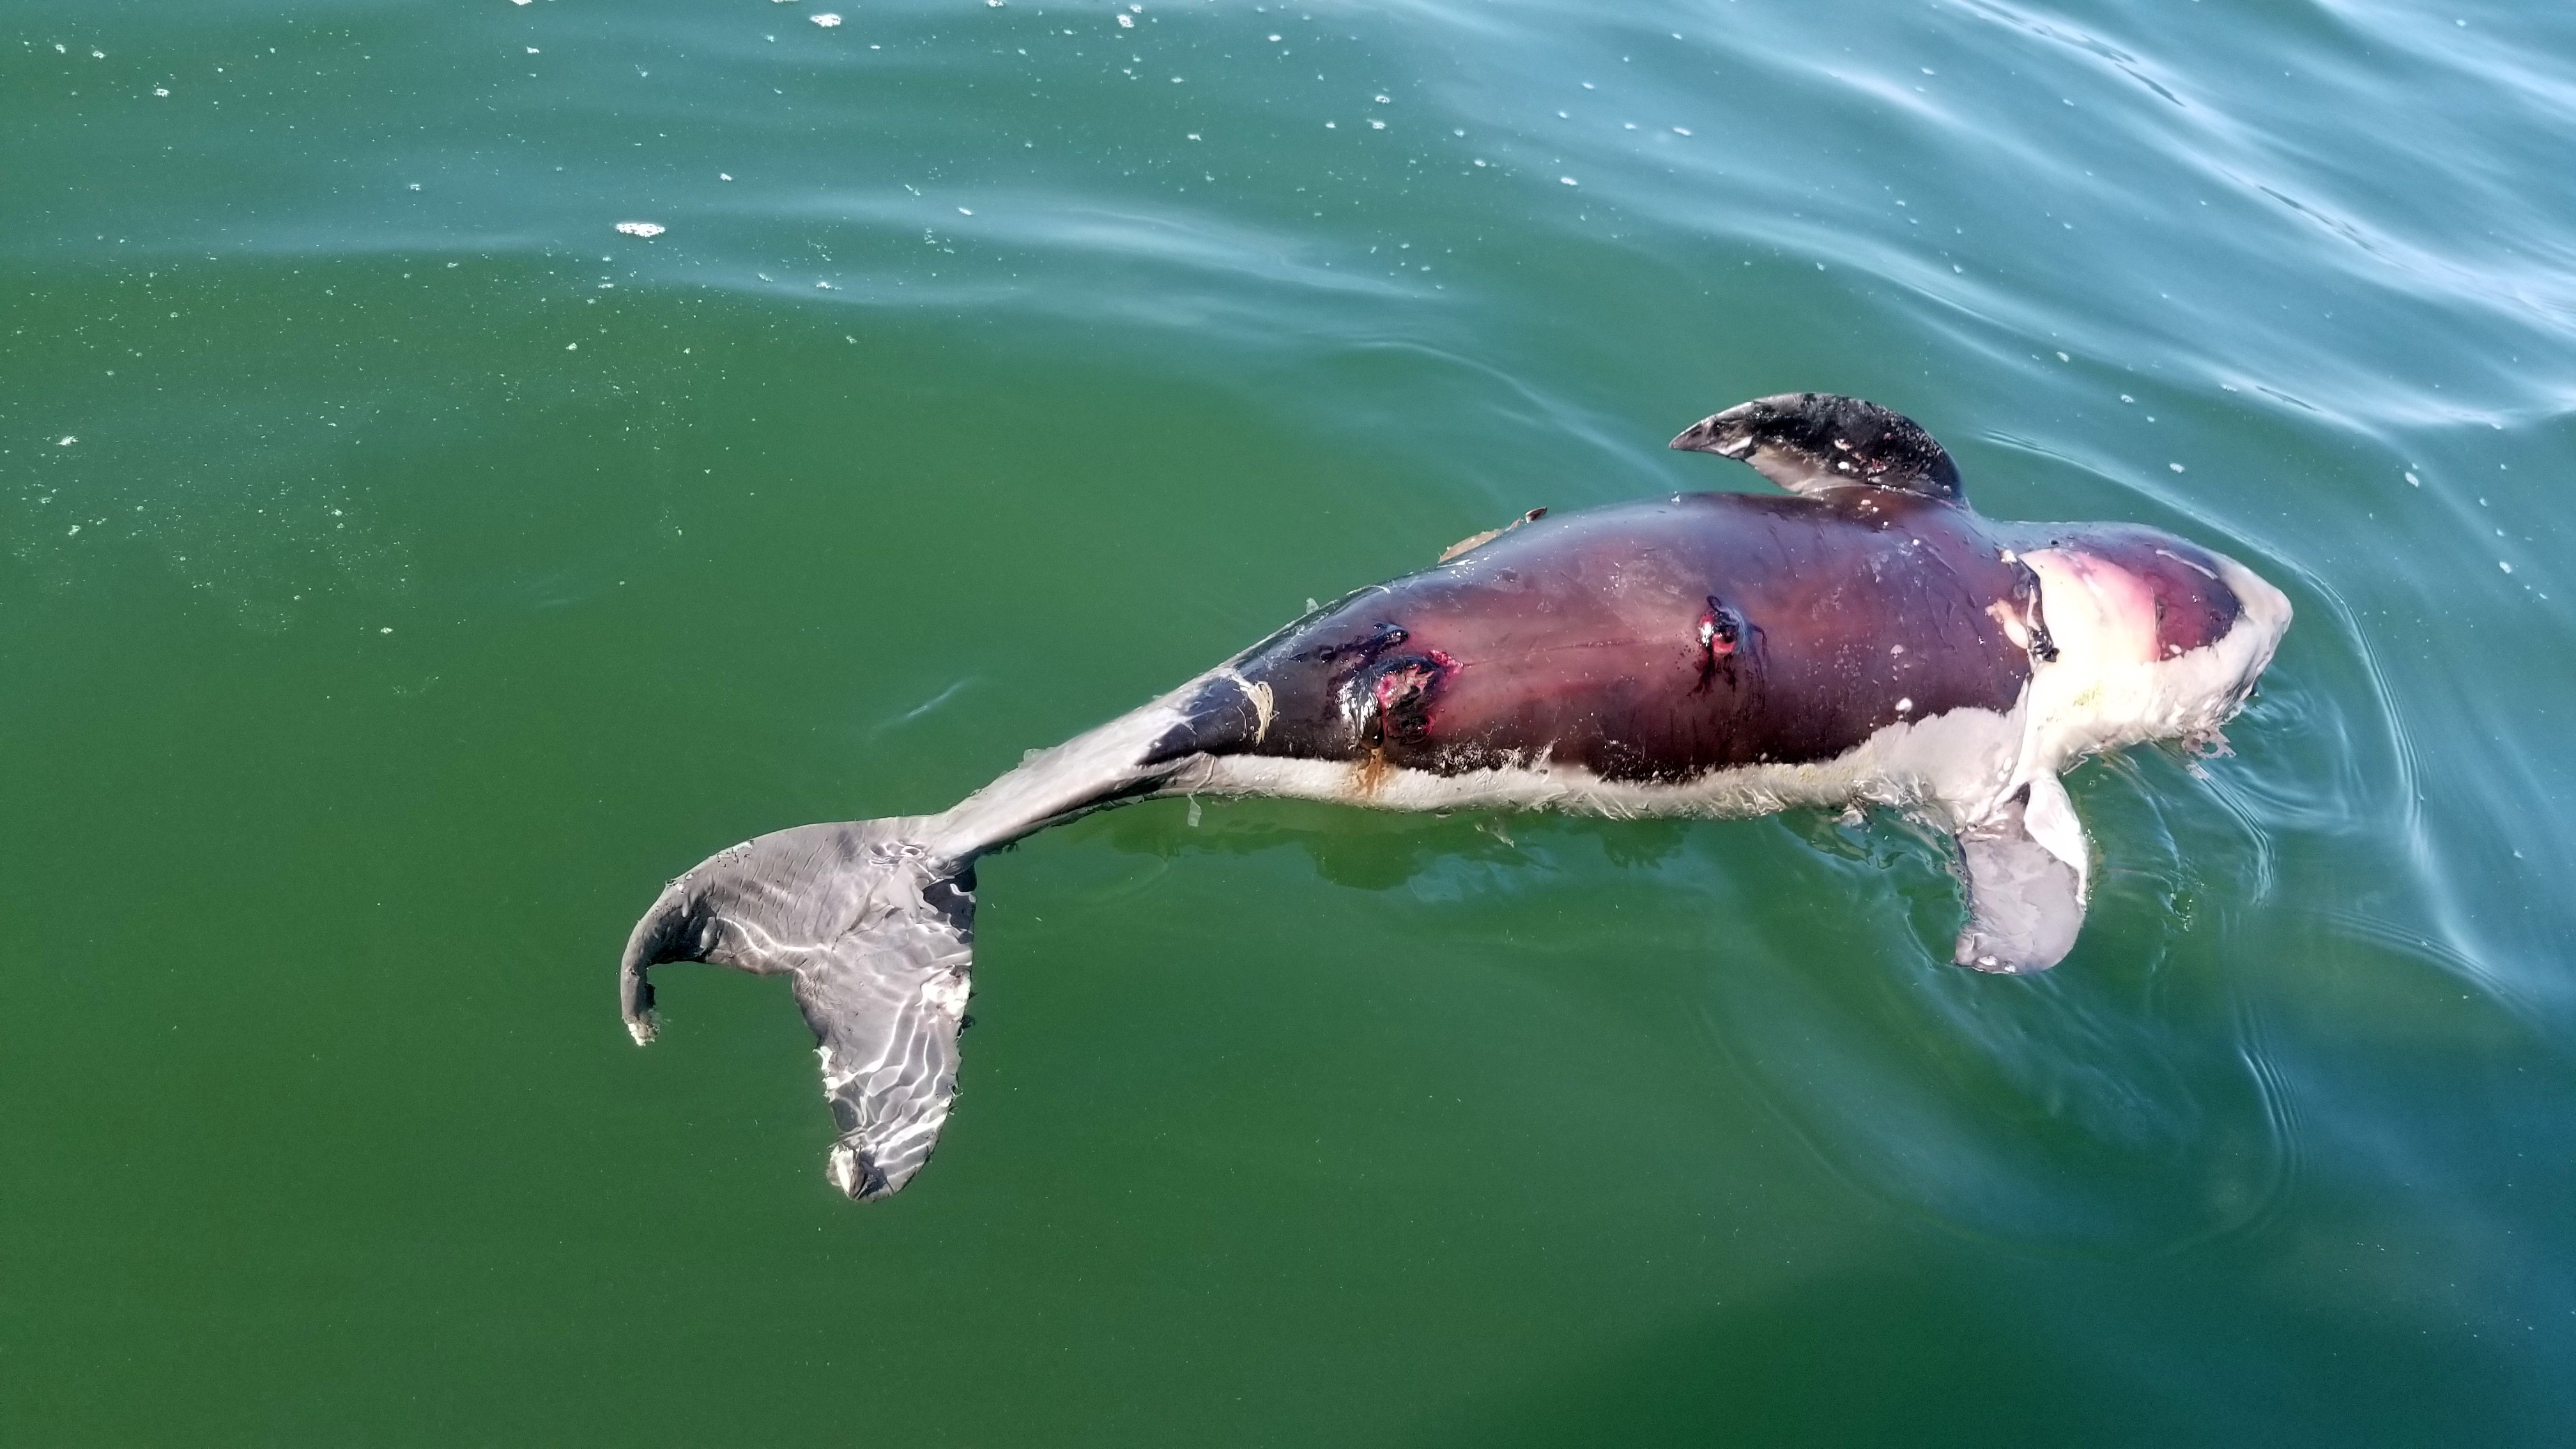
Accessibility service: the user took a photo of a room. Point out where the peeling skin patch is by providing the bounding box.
[1245,678,1275,742]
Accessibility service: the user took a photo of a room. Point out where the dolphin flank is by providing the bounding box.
[618,394,2293,1201]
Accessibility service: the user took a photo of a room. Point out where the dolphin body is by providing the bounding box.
[619,394,2292,1201]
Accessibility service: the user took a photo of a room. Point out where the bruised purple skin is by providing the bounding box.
[618,393,2290,1203]
[1229,494,2028,779]
[1183,499,2244,785]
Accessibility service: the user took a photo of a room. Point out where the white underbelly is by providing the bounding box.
[1169,699,2030,834]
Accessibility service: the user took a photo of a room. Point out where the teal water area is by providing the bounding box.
[5,0,2573,1442]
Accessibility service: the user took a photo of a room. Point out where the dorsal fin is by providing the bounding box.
[1669,393,1963,503]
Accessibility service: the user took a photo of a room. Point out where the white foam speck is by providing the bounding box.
[1672,126,1690,135]
[1117,13,1134,26]
[958,206,972,215]
[2404,471,2420,486]
[1560,176,1578,185]
[812,12,843,26]
[615,220,666,237]
[1370,119,1384,129]
[2168,463,2185,473]
[719,172,733,181]
[153,87,169,97]
[380,627,394,634]
[2500,560,2514,574]
[57,436,75,446]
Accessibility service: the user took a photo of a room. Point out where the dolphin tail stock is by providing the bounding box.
[619,817,977,1201]
[614,668,1275,1202]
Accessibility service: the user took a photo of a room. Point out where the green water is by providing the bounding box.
[6,0,2573,1442]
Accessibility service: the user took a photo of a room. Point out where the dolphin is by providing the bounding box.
[618,393,2292,1200]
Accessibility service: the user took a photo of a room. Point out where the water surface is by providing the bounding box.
[5,0,2574,1443]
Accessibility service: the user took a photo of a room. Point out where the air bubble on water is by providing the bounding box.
[57,436,76,446]
[154,87,169,97]
[1369,119,1384,129]
[811,13,842,26]
[1374,95,1390,103]
[719,172,733,181]
[409,183,422,192]
[1560,176,1578,185]
[2169,463,2185,473]
[1117,13,1134,26]
[2120,394,2134,403]
[615,221,666,237]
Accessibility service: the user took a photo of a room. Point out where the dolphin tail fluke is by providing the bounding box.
[1951,773,2090,974]
[618,819,976,1201]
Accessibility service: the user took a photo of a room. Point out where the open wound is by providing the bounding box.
[1358,652,1457,747]
[1696,597,1748,690]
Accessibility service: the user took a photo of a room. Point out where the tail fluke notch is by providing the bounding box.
[618,820,976,1201]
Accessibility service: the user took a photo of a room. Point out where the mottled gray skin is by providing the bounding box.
[620,394,2286,1202]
